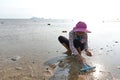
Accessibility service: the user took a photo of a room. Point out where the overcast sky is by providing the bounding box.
[0,0,120,20]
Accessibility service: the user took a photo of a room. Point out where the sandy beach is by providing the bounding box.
[0,19,120,80]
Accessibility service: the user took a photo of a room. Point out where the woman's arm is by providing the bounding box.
[84,33,92,56]
[69,31,79,55]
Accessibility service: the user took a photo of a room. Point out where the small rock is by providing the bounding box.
[100,48,103,50]
[11,58,17,61]
[32,61,35,64]
[115,41,118,43]
[47,23,51,25]
[62,31,67,33]
[11,56,21,61]
[15,67,22,70]
[56,51,58,52]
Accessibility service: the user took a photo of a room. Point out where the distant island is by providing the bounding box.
[30,17,44,20]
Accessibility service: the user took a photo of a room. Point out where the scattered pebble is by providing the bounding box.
[15,67,22,70]
[115,41,118,43]
[11,56,21,61]
[32,61,35,64]
[47,23,51,25]
[62,31,67,33]
[107,50,113,52]
[56,51,58,53]
[100,48,103,50]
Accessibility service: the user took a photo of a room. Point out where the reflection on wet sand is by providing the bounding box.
[93,63,104,79]
[44,55,92,80]
[44,54,119,80]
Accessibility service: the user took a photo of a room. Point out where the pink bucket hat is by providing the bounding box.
[73,21,91,33]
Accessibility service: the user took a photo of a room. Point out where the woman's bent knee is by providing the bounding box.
[58,36,63,42]
[58,36,69,45]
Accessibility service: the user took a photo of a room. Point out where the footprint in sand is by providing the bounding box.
[43,68,53,80]
[43,64,56,80]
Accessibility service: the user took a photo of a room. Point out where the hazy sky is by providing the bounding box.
[0,0,120,19]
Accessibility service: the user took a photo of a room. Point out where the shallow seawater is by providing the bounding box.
[44,53,119,80]
[44,55,82,80]
[0,19,120,80]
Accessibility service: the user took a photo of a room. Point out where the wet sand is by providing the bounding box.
[0,19,120,80]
